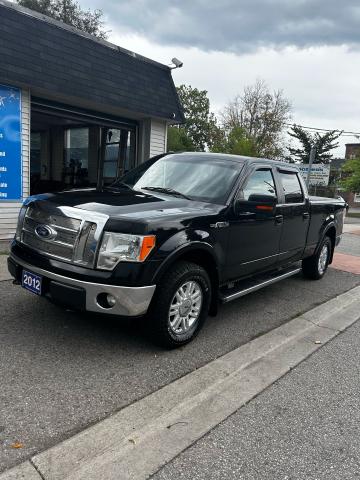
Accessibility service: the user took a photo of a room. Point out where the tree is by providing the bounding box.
[16,0,107,39]
[211,126,257,157]
[287,125,342,164]
[220,80,292,159]
[167,126,195,152]
[170,85,218,152]
[340,159,360,192]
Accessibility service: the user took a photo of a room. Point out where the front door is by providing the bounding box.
[101,127,136,186]
[226,167,283,281]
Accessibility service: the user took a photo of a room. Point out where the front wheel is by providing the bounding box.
[302,236,332,280]
[149,261,211,348]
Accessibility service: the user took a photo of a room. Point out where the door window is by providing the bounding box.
[279,172,304,203]
[242,169,277,202]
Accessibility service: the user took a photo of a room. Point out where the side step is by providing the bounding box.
[220,266,302,304]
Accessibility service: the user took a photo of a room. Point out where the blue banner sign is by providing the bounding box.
[0,84,22,201]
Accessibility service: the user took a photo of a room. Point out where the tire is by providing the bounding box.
[149,261,211,348]
[302,236,332,280]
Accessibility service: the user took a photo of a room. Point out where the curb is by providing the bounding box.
[2,285,360,480]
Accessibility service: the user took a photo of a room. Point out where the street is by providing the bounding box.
[0,230,359,476]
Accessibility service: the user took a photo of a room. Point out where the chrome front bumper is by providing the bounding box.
[9,254,156,317]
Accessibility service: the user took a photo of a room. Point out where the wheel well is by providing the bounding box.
[325,226,336,263]
[157,249,219,316]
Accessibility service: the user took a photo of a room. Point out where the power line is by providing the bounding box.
[285,123,360,137]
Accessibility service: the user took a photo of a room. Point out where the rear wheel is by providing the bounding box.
[302,236,332,280]
[150,261,211,347]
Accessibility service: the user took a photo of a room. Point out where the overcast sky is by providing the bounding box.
[80,0,360,157]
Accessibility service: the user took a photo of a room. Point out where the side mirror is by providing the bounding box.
[247,193,277,204]
[234,193,277,215]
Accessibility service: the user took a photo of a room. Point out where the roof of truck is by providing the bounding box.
[169,152,299,169]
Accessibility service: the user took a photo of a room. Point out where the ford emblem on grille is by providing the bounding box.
[35,224,57,241]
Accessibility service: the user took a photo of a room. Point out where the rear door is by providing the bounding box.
[226,165,283,280]
[277,169,310,264]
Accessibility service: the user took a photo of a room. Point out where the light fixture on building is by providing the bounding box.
[170,58,183,70]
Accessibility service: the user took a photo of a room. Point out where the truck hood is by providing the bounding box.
[26,187,223,220]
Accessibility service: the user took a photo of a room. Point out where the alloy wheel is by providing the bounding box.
[168,280,203,334]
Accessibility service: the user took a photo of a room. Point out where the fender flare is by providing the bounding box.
[316,220,337,263]
[152,240,220,284]
[152,240,221,316]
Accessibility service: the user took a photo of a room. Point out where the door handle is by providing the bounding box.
[238,212,256,218]
[275,214,283,225]
[303,212,310,219]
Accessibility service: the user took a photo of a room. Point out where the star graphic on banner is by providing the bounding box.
[0,96,6,107]
[9,91,18,101]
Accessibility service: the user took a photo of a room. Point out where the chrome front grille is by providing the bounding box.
[22,230,75,260]
[19,204,106,268]
[24,216,79,247]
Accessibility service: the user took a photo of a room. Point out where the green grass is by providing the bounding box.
[348,212,360,219]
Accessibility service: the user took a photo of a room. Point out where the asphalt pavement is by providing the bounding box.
[153,308,360,480]
[0,233,360,473]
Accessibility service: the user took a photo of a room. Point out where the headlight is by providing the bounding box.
[97,232,156,270]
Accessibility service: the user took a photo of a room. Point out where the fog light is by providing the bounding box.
[96,292,116,309]
[107,294,116,307]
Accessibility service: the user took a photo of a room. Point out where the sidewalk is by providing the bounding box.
[154,314,360,480]
[0,255,11,282]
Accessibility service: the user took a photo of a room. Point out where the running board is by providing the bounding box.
[220,266,302,304]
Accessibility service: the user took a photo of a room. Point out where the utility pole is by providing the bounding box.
[306,145,316,189]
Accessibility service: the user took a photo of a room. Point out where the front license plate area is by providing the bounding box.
[22,270,42,295]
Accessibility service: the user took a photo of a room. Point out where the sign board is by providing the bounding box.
[298,163,330,187]
[0,84,22,201]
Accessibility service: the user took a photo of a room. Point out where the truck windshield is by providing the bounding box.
[114,154,242,204]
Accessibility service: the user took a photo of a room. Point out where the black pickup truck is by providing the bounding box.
[8,152,345,346]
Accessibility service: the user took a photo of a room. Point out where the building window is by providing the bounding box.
[30,133,41,176]
[103,128,136,184]
[64,128,89,187]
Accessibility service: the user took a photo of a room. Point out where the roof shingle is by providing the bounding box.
[0,0,184,123]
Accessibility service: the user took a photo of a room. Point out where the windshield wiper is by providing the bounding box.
[142,186,191,200]
[106,182,132,191]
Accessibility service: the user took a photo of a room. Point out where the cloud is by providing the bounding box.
[84,0,360,54]
[78,0,360,157]
[105,31,360,156]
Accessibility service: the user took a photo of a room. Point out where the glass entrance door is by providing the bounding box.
[102,128,136,185]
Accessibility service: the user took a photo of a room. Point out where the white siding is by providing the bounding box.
[0,88,30,240]
[149,120,167,157]
[22,89,30,198]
